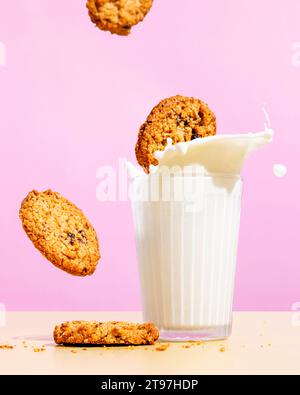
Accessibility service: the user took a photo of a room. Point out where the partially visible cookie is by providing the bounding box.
[135,95,217,172]
[86,0,153,36]
[19,190,100,276]
[54,321,159,345]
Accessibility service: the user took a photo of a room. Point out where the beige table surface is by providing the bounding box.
[0,312,299,375]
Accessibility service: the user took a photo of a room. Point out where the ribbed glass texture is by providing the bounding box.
[131,174,242,341]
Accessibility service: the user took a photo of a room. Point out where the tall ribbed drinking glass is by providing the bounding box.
[131,173,242,341]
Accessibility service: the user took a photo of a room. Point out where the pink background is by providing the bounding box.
[0,0,299,311]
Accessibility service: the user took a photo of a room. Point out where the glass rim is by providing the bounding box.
[136,172,243,180]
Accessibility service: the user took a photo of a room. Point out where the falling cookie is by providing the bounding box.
[135,95,217,172]
[19,190,100,276]
[54,321,159,345]
[86,0,153,36]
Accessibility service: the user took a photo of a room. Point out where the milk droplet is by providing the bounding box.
[273,164,287,178]
[262,103,272,130]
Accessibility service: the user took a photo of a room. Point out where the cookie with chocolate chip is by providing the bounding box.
[54,321,159,345]
[19,190,100,276]
[86,0,153,36]
[135,95,217,172]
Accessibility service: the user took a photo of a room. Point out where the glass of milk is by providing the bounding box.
[130,129,272,340]
[131,169,242,341]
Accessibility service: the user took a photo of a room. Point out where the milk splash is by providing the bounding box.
[128,108,274,186]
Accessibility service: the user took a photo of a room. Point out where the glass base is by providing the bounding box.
[158,324,232,342]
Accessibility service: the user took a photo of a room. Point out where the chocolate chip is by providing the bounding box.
[191,129,198,140]
[68,233,75,245]
[198,110,203,122]
[78,230,87,244]
[175,116,184,128]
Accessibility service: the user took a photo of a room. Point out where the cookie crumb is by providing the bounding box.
[33,347,46,352]
[219,346,225,352]
[70,350,77,354]
[155,343,170,351]
[186,341,196,346]
[182,344,191,349]
[127,345,135,350]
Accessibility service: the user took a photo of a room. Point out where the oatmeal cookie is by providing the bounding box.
[54,321,159,345]
[86,0,153,36]
[135,95,217,172]
[19,190,100,276]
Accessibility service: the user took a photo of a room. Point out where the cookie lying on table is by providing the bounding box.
[19,189,100,276]
[54,321,159,345]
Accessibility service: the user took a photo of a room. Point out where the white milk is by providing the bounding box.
[130,128,273,341]
[273,164,287,178]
